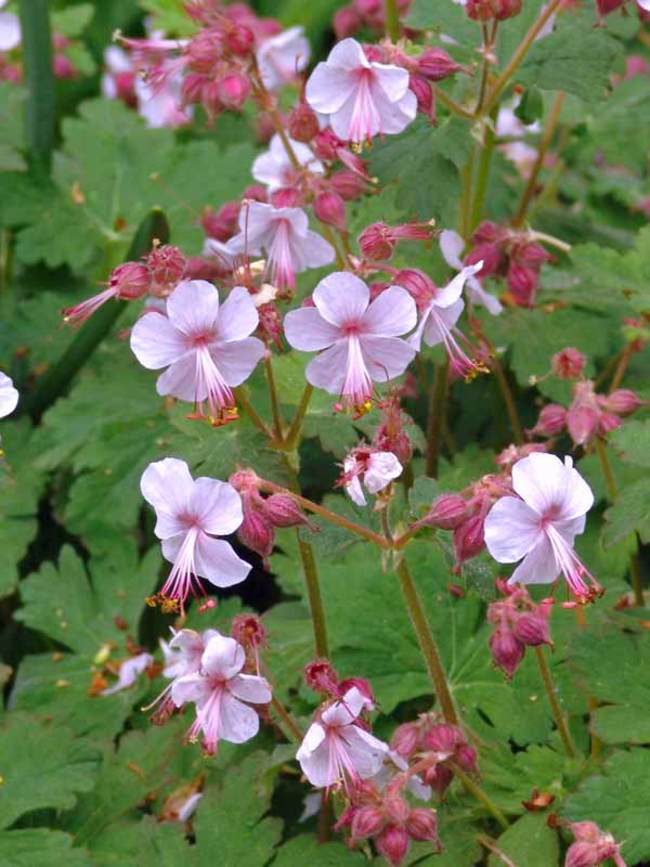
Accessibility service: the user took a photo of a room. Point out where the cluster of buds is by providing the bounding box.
[336,778,441,866]
[487,583,553,678]
[229,469,314,563]
[304,658,375,706]
[373,393,414,466]
[465,0,523,21]
[62,243,187,326]
[564,820,627,867]
[333,0,413,39]
[391,714,478,797]
[465,221,552,307]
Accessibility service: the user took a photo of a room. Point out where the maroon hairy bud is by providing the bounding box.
[288,102,320,143]
[390,721,420,758]
[147,244,186,294]
[304,659,339,695]
[421,493,468,530]
[529,403,567,437]
[351,805,385,840]
[490,625,525,678]
[313,190,347,231]
[406,808,439,842]
[417,47,461,81]
[375,825,410,867]
[109,262,151,299]
[552,347,586,380]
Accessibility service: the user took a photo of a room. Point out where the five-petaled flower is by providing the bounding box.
[172,632,272,754]
[140,458,251,612]
[256,26,310,90]
[130,280,264,422]
[306,37,416,145]
[439,230,503,316]
[252,133,324,192]
[284,272,416,411]
[484,452,600,603]
[341,446,403,506]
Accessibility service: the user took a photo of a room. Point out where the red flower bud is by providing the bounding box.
[456,742,478,774]
[422,762,454,797]
[288,102,320,143]
[529,403,567,437]
[383,794,410,826]
[270,187,303,208]
[417,47,461,81]
[330,169,367,200]
[565,842,602,867]
[422,722,461,755]
[224,23,255,56]
[406,808,439,842]
[567,404,600,447]
[552,347,586,380]
[359,222,395,261]
[507,261,539,307]
[231,613,267,649]
[109,261,151,299]
[312,129,344,161]
[264,493,311,528]
[237,499,274,558]
[375,825,410,867]
[421,493,468,530]
[216,72,251,110]
[351,805,385,840]
[597,0,625,14]
[147,244,186,294]
[409,74,436,122]
[465,242,503,277]
[304,659,339,694]
[490,625,525,678]
[390,721,420,758]
[453,515,485,565]
[202,200,240,241]
[600,388,643,416]
[313,190,347,231]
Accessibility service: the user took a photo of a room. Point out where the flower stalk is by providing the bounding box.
[534,645,577,758]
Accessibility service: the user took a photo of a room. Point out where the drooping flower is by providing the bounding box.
[252,133,324,192]
[226,202,335,290]
[484,452,600,602]
[296,686,389,789]
[439,229,503,315]
[256,26,310,90]
[341,446,403,506]
[0,371,19,418]
[140,458,251,612]
[63,261,152,326]
[284,272,416,411]
[102,652,154,696]
[172,632,271,754]
[130,280,264,420]
[305,38,417,145]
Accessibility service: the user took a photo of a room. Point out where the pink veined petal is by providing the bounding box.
[560,458,595,521]
[284,306,341,351]
[421,298,464,347]
[305,341,349,394]
[365,80,416,135]
[140,458,195,538]
[330,76,381,142]
[229,673,272,704]
[346,476,367,507]
[0,372,18,418]
[130,312,188,369]
[340,726,389,779]
[313,271,369,327]
[328,37,371,70]
[216,286,259,342]
[232,201,273,250]
[302,722,327,755]
[321,687,365,726]
[512,452,593,520]
[372,62,411,102]
[439,229,465,269]
[252,148,290,191]
[297,734,333,788]
[434,263,483,309]
[171,672,212,707]
[299,229,336,270]
[156,352,199,402]
[194,534,251,588]
[484,496,543,563]
[166,280,220,337]
[211,338,265,386]
[364,452,403,494]
[201,633,244,679]
[507,534,559,586]
[361,286,417,337]
[218,692,261,743]
[189,478,243,536]
[466,277,503,315]
[342,335,374,403]
[554,514,586,545]
[358,335,416,382]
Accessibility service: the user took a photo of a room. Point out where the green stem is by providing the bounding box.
[459,157,475,240]
[449,762,509,829]
[264,355,284,439]
[270,696,303,743]
[234,387,275,440]
[283,384,313,450]
[24,209,169,421]
[18,0,55,174]
[433,85,475,121]
[629,549,645,609]
[394,558,459,724]
[482,0,565,115]
[426,361,448,478]
[385,0,400,41]
[491,352,524,444]
[534,646,577,758]
[469,109,498,232]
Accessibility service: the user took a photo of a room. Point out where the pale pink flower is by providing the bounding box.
[484,452,600,602]
[227,202,335,290]
[0,371,18,418]
[140,458,251,611]
[342,447,403,506]
[284,272,416,408]
[171,632,271,754]
[305,38,416,145]
[296,687,388,789]
[0,0,20,52]
[130,280,264,418]
[101,46,135,102]
[257,26,310,90]
[439,230,502,315]
[161,627,220,680]
[134,68,191,128]
[102,652,154,696]
[639,0,650,9]
[252,133,324,192]
[408,261,484,377]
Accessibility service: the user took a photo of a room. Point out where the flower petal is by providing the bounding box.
[512,452,593,520]
[345,476,367,507]
[130,312,187,370]
[340,726,389,779]
[211,337,265,386]
[140,458,194,538]
[484,496,542,563]
[189,478,243,535]
[364,452,403,494]
[300,229,336,269]
[166,280,220,336]
[200,633,245,680]
[283,306,341,351]
[229,673,272,704]
[507,535,559,586]
[219,692,260,743]
[305,341,348,393]
[0,371,19,418]
[217,286,258,342]
[194,535,251,588]
[171,672,211,707]
[313,272,369,327]
[439,229,465,269]
[156,353,199,402]
[372,62,410,102]
[361,286,417,337]
[297,729,331,788]
[359,335,415,381]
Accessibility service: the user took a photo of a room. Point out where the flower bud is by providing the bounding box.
[529,403,567,437]
[490,625,525,678]
[409,75,435,122]
[567,405,600,446]
[394,268,436,308]
[288,102,320,143]
[600,388,643,416]
[338,676,374,707]
[507,261,538,307]
[147,244,186,294]
[456,742,478,774]
[518,241,551,268]
[453,515,485,565]
[224,23,255,56]
[330,169,367,200]
[182,72,208,106]
[597,0,626,14]
[54,54,76,79]
[421,493,468,530]
[465,242,502,277]
[552,347,586,380]
[359,222,394,261]
[406,808,439,842]
[422,763,454,797]
[422,722,460,755]
[384,794,410,826]
[334,5,363,38]
[237,500,274,558]
[375,825,410,867]
[312,129,343,161]
[201,201,240,241]
[304,659,339,694]
[390,721,420,758]
[598,411,622,437]
[350,805,384,840]
[417,47,461,81]
[109,261,151,299]
[216,72,251,110]
[186,29,222,74]
[264,493,310,528]
[313,191,347,231]
[512,611,551,647]
[565,842,601,867]
[242,184,268,203]
[270,187,303,208]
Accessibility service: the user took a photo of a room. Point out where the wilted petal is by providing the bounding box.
[364,452,403,494]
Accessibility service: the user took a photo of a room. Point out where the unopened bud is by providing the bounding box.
[312,128,343,161]
[202,201,240,241]
[351,805,384,840]
[394,268,436,308]
[565,842,602,867]
[216,72,251,110]
[334,4,362,38]
[507,261,538,307]
[237,500,274,558]
[453,515,485,565]
[375,825,410,867]
[264,493,310,528]
[552,347,586,380]
[390,721,420,758]
[330,169,367,200]
[422,722,461,755]
[409,74,435,122]
[600,388,643,416]
[288,102,320,143]
[304,659,339,695]
[384,794,410,826]
[406,808,439,842]
[147,244,186,294]
[359,222,394,261]
[417,47,461,81]
[490,626,524,678]
[529,403,567,437]
[512,611,551,647]
[231,613,267,649]
[270,187,303,208]
[567,405,600,446]
[224,23,255,56]
[422,493,468,530]
[109,261,151,299]
[313,190,347,231]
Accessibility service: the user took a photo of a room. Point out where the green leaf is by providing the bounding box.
[88,818,190,867]
[488,813,559,867]
[0,714,98,829]
[0,83,26,171]
[273,836,366,865]
[0,830,94,867]
[51,4,94,37]
[405,0,478,45]
[602,478,650,547]
[609,420,650,468]
[563,749,650,864]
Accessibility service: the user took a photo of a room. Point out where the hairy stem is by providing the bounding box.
[426,361,448,478]
[394,558,459,724]
[449,762,509,829]
[283,384,314,450]
[271,696,303,742]
[433,85,475,121]
[609,342,635,392]
[234,387,276,440]
[264,355,284,439]
[534,646,577,758]
[491,353,524,444]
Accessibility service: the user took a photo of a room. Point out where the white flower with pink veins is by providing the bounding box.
[305,37,416,145]
[171,632,272,754]
[284,272,417,409]
[257,26,311,91]
[252,133,324,192]
[342,447,403,506]
[297,687,389,789]
[484,452,601,602]
[439,229,503,315]
[0,371,18,418]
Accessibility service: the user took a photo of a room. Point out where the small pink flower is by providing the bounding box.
[0,371,18,418]
[130,280,264,419]
[172,632,271,754]
[140,458,251,611]
[256,26,310,90]
[102,652,154,696]
[342,447,403,506]
[484,452,600,602]
[296,687,388,789]
[439,229,502,315]
[284,272,416,409]
[305,37,416,145]
[252,133,324,192]
[227,201,335,289]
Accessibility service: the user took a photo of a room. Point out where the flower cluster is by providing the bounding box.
[487,583,553,678]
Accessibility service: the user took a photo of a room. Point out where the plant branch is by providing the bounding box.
[433,85,476,121]
[264,354,284,439]
[449,762,509,829]
[534,646,577,758]
[271,696,303,743]
[490,352,524,444]
[18,0,55,174]
[234,387,276,440]
[283,384,313,450]
[426,361,448,478]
